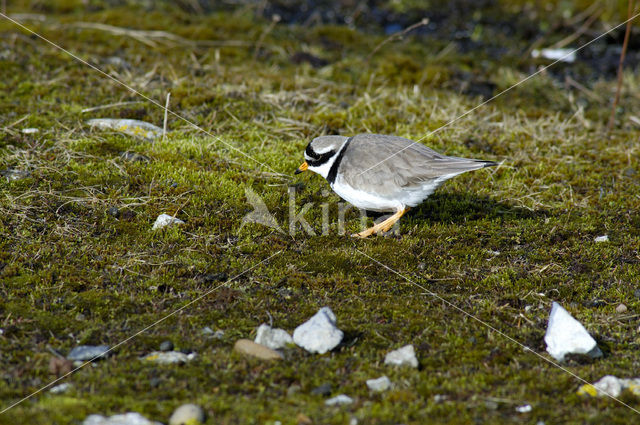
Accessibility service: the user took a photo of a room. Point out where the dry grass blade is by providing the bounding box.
[366,18,429,63]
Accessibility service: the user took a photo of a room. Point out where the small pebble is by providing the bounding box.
[433,394,448,403]
[83,412,162,425]
[366,376,391,392]
[152,214,185,230]
[105,56,130,69]
[233,339,283,360]
[325,394,353,406]
[50,383,73,394]
[515,404,532,413]
[107,207,120,218]
[310,383,332,396]
[616,303,628,313]
[142,351,195,365]
[593,375,623,397]
[159,341,174,352]
[168,404,205,425]
[88,118,163,140]
[21,127,39,134]
[201,327,225,339]
[296,413,312,425]
[594,235,609,243]
[254,324,293,350]
[67,345,110,362]
[384,344,419,368]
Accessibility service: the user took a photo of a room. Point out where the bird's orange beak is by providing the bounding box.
[294,161,308,174]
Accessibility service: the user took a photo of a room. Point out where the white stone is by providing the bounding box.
[384,344,418,368]
[87,118,163,140]
[68,345,110,361]
[293,307,343,354]
[325,394,353,406]
[152,214,185,230]
[141,351,195,364]
[50,383,73,394]
[21,128,39,134]
[255,324,293,350]
[531,48,576,63]
[515,404,532,413]
[83,412,162,425]
[366,376,391,392]
[169,404,205,425]
[593,375,623,397]
[594,235,609,243]
[544,302,602,362]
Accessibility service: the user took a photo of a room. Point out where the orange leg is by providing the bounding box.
[352,207,410,238]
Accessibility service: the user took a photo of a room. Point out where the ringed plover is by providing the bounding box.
[295,133,497,238]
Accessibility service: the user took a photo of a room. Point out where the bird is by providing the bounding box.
[295,133,497,238]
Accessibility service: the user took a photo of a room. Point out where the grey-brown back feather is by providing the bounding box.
[338,134,495,195]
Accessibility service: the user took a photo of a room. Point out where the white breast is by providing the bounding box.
[330,174,457,212]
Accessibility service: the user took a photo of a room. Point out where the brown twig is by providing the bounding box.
[608,0,635,132]
[366,18,429,63]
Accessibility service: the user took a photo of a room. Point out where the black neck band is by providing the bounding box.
[326,137,352,185]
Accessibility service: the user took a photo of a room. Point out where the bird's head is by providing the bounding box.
[295,135,349,179]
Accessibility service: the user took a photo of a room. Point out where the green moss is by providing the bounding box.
[1,2,640,424]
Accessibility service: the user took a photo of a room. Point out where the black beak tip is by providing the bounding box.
[294,168,302,175]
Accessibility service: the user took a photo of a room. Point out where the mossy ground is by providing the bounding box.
[1,1,640,424]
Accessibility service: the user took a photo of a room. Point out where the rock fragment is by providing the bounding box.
[88,118,163,140]
[616,303,628,313]
[325,394,353,406]
[233,339,283,360]
[531,48,576,63]
[168,404,205,425]
[594,235,609,243]
[67,345,110,362]
[544,302,602,362]
[310,383,332,396]
[255,324,293,350]
[577,375,640,397]
[384,345,418,368]
[515,404,532,413]
[293,307,343,354]
[152,214,184,230]
[50,383,73,394]
[142,351,195,365]
[366,376,391,392]
[83,412,162,425]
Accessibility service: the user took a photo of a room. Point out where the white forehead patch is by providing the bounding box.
[312,144,335,154]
